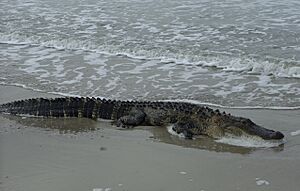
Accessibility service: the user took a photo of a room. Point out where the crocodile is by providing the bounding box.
[0,97,284,140]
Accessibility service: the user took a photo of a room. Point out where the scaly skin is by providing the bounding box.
[0,97,284,140]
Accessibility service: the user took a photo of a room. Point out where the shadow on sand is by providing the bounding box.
[2,115,284,154]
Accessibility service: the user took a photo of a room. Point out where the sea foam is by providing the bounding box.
[290,130,300,136]
[216,135,285,148]
[1,33,299,79]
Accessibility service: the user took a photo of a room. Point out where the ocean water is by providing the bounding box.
[0,0,299,108]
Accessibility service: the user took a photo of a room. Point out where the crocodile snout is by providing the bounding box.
[240,124,285,140]
[258,129,284,140]
[268,131,284,140]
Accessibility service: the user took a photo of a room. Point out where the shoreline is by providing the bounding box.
[1,83,299,110]
[1,84,300,191]
[0,84,299,148]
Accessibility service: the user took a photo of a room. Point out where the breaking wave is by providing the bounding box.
[1,33,299,79]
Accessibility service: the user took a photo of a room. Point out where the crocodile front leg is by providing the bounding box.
[116,108,146,128]
[172,121,196,139]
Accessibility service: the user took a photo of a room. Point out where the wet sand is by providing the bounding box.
[0,85,299,191]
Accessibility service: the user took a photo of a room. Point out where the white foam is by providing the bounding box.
[199,56,300,78]
[255,178,270,186]
[179,171,187,175]
[160,99,300,110]
[0,82,82,97]
[167,125,185,138]
[2,83,47,94]
[58,67,85,85]
[216,135,285,148]
[46,91,82,98]
[1,33,299,79]
[104,77,120,92]
[290,130,300,136]
[118,60,159,75]
[0,33,39,45]
[1,81,299,110]
[92,188,111,191]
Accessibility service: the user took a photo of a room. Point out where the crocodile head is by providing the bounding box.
[204,114,284,140]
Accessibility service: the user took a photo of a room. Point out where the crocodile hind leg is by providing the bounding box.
[116,108,146,128]
[172,121,196,139]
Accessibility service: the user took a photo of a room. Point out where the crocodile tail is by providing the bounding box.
[0,97,108,119]
[0,97,120,120]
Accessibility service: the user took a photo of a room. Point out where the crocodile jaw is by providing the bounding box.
[223,124,285,140]
[243,124,284,140]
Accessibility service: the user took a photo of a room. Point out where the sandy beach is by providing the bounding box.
[0,85,299,191]
[1,0,300,190]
